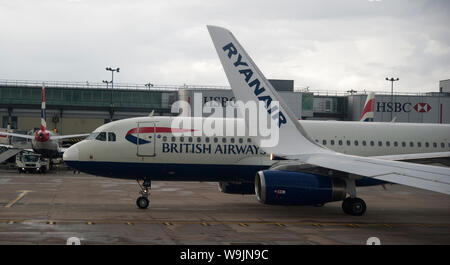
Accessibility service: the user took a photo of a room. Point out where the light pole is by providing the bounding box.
[102,80,112,89]
[105,67,119,107]
[385,77,399,120]
[105,67,120,89]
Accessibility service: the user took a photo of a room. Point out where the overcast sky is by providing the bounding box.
[1,0,449,93]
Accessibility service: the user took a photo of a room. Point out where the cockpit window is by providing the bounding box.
[96,132,107,141]
[86,132,99,140]
[108,132,116,142]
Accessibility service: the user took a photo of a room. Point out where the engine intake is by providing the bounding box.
[255,170,346,205]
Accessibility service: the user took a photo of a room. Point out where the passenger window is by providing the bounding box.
[322,140,327,145]
[95,132,106,141]
[188,137,193,143]
[370,141,374,146]
[410,142,414,147]
[402,142,406,147]
[231,138,235,144]
[239,138,243,144]
[338,140,343,146]
[425,142,429,148]
[315,139,319,143]
[163,136,167,142]
[171,136,176,142]
[378,141,382,147]
[214,137,218,143]
[222,138,227,143]
[433,142,437,148]
[394,141,398,147]
[205,137,210,143]
[247,138,252,143]
[197,137,201,143]
[386,141,390,147]
[441,143,445,148]
[108,132,116,142]
[362,140,366,146]
[347,140,351,146]
[417,142,421,148]
[330,140,335,146]
[354,140,358,146]
[180,137,184,142]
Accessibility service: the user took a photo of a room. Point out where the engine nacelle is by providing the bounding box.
[255,170,346,205]
[218,182,255,195]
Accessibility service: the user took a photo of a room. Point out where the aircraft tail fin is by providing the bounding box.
[207,25,325,155]
[41,83,47,131]
[360,92,375,122]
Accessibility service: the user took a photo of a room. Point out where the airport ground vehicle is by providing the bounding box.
[16,151,50,173]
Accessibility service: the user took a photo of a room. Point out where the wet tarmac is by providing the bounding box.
[0,168,449,245]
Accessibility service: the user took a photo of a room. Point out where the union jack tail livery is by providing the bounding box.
[41,83,47,130]
[360,92,375,122]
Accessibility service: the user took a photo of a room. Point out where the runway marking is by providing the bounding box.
[5,190,31,208]
[239,223,248,227]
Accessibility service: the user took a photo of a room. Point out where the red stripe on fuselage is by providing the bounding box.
[126,127,196,135]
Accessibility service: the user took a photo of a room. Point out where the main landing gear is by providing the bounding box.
[341,179,367,216]
[136,177,151,209]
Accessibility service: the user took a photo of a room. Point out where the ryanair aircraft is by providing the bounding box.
[63,26,450,216]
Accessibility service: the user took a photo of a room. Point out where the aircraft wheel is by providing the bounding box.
[342,197,366,216]
[136,196,150,209]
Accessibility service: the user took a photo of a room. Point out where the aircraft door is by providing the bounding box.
[136,121,156,157]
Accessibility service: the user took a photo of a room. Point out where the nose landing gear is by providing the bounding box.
[136,177,151,209]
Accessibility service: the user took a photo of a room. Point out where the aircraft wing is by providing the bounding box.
[283,152,450,194]
[0,132,34,140]
[207,25,450,195]
[51,134,89,140]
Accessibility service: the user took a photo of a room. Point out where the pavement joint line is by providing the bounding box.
[5,190,32,208]
[1,219,450,227]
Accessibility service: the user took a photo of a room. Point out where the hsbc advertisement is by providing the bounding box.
[375,102,432,113]
[373,95,449,124]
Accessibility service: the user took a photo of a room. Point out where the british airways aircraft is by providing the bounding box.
[63,26,450,215]
[0,84,89,158]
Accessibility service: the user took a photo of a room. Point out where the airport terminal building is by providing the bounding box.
[1,79,449,135]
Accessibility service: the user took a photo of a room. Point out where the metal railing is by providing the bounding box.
[0,79,230,92]
[0,79,441,96]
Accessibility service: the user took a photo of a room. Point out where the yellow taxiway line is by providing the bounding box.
[5,190,32,208]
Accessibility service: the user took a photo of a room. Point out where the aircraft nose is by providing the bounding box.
[63,144,79,162]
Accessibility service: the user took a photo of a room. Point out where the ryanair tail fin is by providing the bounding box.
[360,92,375,122]
[207,25,325,155]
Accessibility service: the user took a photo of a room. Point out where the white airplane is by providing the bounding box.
[360,92,375,122]
[63,26,450,215]
[0,84,89,159]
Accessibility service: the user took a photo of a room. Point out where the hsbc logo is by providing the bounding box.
[413,103,432,113]
[376,102,432,113]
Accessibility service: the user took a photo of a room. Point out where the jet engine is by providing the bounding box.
[218,181,255,195]
[255,170,347,205]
